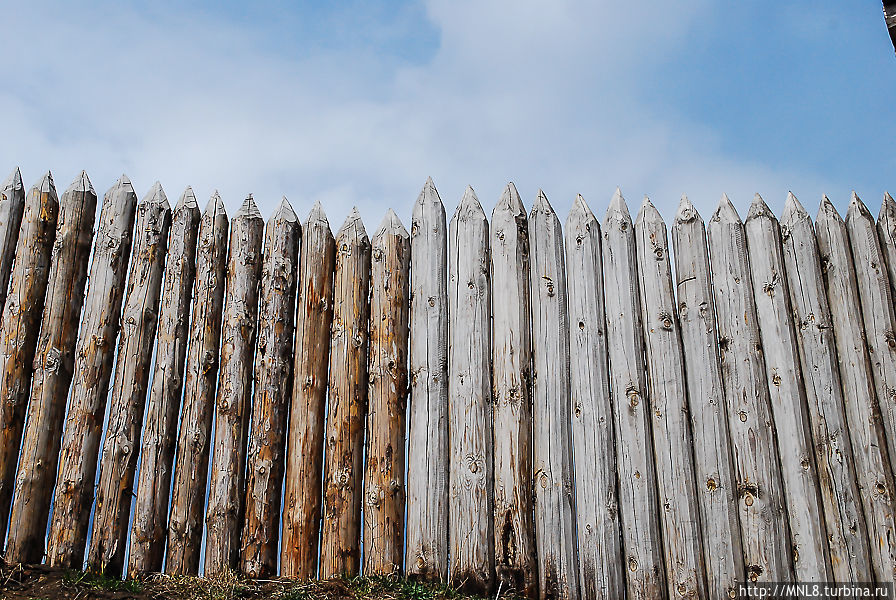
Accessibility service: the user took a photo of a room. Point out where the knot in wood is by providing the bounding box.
[334,467,351,487]
[738,410,747,422]
[628,556,638,572]
[653,246,664,260]
[772,373,781,386]
[660,312,673,330]
[634,470,641,479]
[800,455,810,470]
[352,333,364,348]
[365,487,382,507]
[876,481,888,497]
[45,347,61,373]
[373,248,383,262]
[706,477,717,491]
[543,276,554,297]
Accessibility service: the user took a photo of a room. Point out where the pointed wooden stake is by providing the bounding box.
[0,168,26,310]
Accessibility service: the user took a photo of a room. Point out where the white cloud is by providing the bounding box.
[0,1,835,229]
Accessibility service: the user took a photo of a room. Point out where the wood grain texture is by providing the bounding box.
[876,192,896,305]
[0,173,58,540]
[241,198,300,579]
[601,189,664,600]
[845,193,896,488]
[88,183,171,575]
[817,196,896,582]
[565,195,624,599]
[448,187,494,594]
[129,187,200,575]
[0,168,26,310]
[166,193,229,576]
[780,193,871,582]
[363,209,410,576]
[320,208,371,578]
[46,176,138,569]
[528,191,579,600]
[635,198,707,598]
[6,171,96,564]
[671,195,744,599]
[489,183,536,596]
[280,201,335,579]
[205,195,264,576]
[744,194,831,580]
[406,178,450,583]
[707,194,791,582]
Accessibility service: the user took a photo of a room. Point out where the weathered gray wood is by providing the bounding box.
[878,192,896,320]
[489,183,536,595]
[320,208,371,578]
[46,175,138,569]
[166,192,228,576]
[6,171,97,564]
[601,189,664,599]
[707,194,791,582]
[129,187,200,575]
[0,168,26,310]
[448,187,494,594]
[565,195,624,599]
[816,195,896,582]
[0,173,58,539]
[529,191,579,600]
[671,195,743,599]
[744,194,831,580]
[780,192,872,581]
[363,209,410,576]
[406,178,450,583]
[635,197,707,598]
[241,198,301,578]
[845,192,896,484]
[87,182,171,575]
[280,201,335,580]
[205,195,264,576]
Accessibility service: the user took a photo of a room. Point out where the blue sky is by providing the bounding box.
[1,1,893,228]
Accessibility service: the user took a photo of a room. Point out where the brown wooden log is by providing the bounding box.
[489,183,536,595]
[320,207,371,579]
[565,195,625,599]
[6,171,97,564]
[280,201,336,579]
[363,209,410,576]
[166,192,229,576]
[817,195,896,581]
[204,195,265,575]
[241,198,300,578]
[405,178,449,583]
[87,182,171,575]
[0,173,58,538]
[601,189,665,599]
[0,168,26,309]
[635,197,707,598]
[448,187,494,594]
[128,187,200,575]
[45,176,138,569]
[528,191,579,600]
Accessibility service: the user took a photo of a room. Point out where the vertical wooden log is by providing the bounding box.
[780,192,872,581]
[489,183,536,595]
[876,192,896,305]
[706,194,791,582]
[166,192,228,576]
[0,168,26,309]
[529,191,579,600]
[845,192,896,484]
[129,187,200,575]
[280,202,335,579]
[241,198,300,578]
[634,197,707,598]
[671,195,744,599]
[744,194,831,580]
[601,188,664,600]
[6,171,96,564]
[406,178,450,583]
[448,187,494,593]
[46,176,138,569]
[204,195,264,575]
[320,208,371,578]
[87,182,171,575]
[565,195,624,599]
[363,209,410,575]
[0,173,58,538]
[816,195,896,582]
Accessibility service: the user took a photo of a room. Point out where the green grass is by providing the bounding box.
[62,569,144,593]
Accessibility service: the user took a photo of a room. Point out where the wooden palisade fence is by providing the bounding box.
[0,167,896,599]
